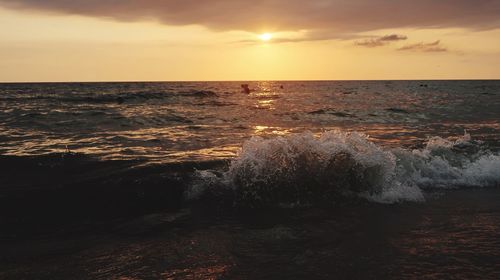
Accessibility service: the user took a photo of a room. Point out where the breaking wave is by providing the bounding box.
[188,131,500,206]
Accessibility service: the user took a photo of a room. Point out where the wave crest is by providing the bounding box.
[190,131,499,206]
[226,131,401,206]
[395,132,499,189]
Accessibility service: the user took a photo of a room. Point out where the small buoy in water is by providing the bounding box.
[241,84,251,94]
[280,85,284,89]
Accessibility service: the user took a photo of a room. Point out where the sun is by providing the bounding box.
[259,33,272,41]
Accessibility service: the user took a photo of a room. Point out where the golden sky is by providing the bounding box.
[0,1,499,82]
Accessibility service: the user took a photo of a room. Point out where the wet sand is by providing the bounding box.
[1,188,499,279]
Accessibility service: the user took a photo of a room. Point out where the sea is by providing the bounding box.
[1,80,499,279]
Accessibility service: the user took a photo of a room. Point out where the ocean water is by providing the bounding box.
[1,80,500,279]
[1,80,499,202]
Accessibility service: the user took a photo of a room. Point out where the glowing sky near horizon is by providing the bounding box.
[0,1,499,82]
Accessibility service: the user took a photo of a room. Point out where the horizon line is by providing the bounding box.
[1,78,499,84]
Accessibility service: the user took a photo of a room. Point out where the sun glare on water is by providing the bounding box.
[259,33,272,41]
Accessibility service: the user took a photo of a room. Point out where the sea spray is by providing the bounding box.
[394,132,500,189]
[225,131,401,206]
[188,131,499,206]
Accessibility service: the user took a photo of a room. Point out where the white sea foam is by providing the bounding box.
[394,132,499,189]
[191,131,499,206]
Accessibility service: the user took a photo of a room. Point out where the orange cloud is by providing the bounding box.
[355,34,407,47]
[1,0,499,40]
[398,40,447,52]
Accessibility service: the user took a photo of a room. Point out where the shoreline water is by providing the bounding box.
[1,132,499,279]
[2,188,499,279]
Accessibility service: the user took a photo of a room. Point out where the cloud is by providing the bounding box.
[379,34,408,42]
[398,40,447,52]
[355,34,407,47]
[1,0,499,40]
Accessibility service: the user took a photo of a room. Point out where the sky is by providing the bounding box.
[0,0,499,82]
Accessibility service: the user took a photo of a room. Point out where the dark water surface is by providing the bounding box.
[1,80,499,160]
[0,81,499,279]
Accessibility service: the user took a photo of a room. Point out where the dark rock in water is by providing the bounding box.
[329,112,352,118]
[241,84,251,94]
[386,107,410,114]
[308,109,326,114]
[308,109,353,118]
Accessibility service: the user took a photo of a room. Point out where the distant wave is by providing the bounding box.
[188,131,500,206]
[0,89,220,104]
[178,90,218,98]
